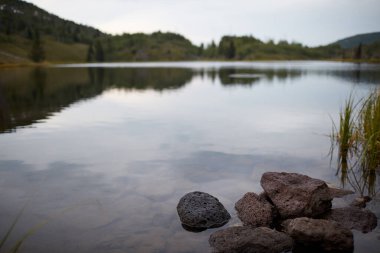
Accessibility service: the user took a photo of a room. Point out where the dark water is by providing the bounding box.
[0,61,379,252]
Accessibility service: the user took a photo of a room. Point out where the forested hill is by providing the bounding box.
[334,32,380,49]
[0,0,198,63]
[98,32,198,61]
[0,0,107,63]
[0,0,379,64]
[0,0,105,43]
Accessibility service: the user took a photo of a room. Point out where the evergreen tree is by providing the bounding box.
[30,30,45,62]
[204,41,217,58]
[355,43,362,60]
[198,43,204,56]
[87,43,95,62]
[226,40,236,59]
[218,37,236,59]
[95,40,105,62]
[210,41,217,57]
[26,27,33,40]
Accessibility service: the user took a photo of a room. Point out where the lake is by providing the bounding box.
[0,61,380,253]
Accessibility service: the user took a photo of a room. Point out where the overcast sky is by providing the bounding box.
[26,0,380,46]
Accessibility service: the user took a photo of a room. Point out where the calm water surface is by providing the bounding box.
[0,61,380,252]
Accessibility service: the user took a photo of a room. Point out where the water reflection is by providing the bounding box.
[324,68,380,84]
[218,68,302,86]
[0,152,335,253]
[1,62,380,253]
[0,67,193,133]
[1,62,380,133]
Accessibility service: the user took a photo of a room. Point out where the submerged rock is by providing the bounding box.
[209,226,293,253]
[349,196,371,208]
[260,172,332,219]
[177,191,230,229]
[322,206,377,233]
[282,217,353,253]
[328,187,355,198]
[235,192,275,227]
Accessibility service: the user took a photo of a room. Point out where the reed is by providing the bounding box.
[0,207,25,253]
[359,90,380,171]
[0,201,96,253]
[331,89,380,196]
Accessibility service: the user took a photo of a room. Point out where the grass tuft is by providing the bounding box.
[331,89,380,196]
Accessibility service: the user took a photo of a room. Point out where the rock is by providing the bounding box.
[235,192,275,227]
[177,191,231,229]
[209,226,293,253]
[260,172,332,219]
[322,206,377,233]
[282,217,353,253]
[349,196,371,208]
[328,187,354,198]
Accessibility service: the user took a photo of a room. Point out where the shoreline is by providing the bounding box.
[1,58,379,69]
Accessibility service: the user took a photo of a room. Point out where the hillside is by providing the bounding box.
[0,0,105,43]
[0,0,379,64]
[334,32,380,49]
[0,0,106,63]
[0,0,198,63]
[0,33,89,63]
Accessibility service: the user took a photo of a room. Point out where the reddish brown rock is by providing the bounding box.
[349,196,371,208]
[282,217,353,253]
[260,172,332,219]
[209,226,293,253]
[328,187,354,198]
[322,206,377,233]
[235,192,275,227]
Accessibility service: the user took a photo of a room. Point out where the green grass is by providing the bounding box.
[0,204,48,253]
[360,90,380,171]
[0,34,88,64]
[0,199,100,253]
[331,90,380,196]
[0,207,25,253]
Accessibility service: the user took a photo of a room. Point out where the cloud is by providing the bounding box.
[26,0,380,45]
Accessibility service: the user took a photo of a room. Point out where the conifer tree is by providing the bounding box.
[198,43,204,56]
[30,30,45,62]
[355,43,362,60]
[226,40,236,59]
[95,40,105,62]
[87,43,95,62]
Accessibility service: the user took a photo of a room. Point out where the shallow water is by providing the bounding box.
[0,61,379,252]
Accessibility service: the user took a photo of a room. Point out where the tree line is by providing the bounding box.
[22,33,380,63]
[1,0,379,63]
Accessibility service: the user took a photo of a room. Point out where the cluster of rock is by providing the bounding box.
[177,172,378,253]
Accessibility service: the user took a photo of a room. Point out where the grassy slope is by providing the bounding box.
[0,34,88,64]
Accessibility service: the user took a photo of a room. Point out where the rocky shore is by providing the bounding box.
[177,172,378,253]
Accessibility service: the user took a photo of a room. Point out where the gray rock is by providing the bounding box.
[260,172,332,219]
[177,191,230,229]
[283,217,353,253]
[235,192,275,227]
[328,187,354,198]
[322,206,377,233]
[209,226,293,253]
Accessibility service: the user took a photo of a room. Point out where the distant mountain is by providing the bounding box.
[333,32,380,49]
